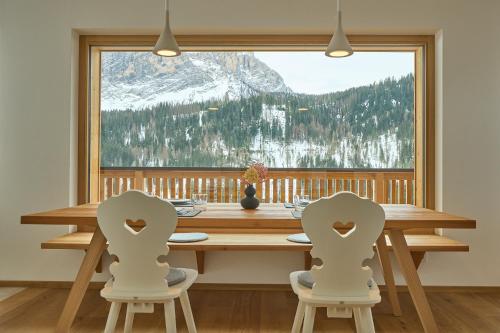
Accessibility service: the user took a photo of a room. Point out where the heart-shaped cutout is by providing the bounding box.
[332,221,356,238]
[124,219,147,235]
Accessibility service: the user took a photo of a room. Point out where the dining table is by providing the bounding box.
[21,202,476,333]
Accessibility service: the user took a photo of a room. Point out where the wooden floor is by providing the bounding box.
[1,288,500,332]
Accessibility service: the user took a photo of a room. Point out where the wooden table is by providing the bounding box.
[21,203,475,333]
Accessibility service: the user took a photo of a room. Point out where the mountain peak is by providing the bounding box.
[101,51,292,110]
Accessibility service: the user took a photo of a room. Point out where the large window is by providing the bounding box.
[78,35,434,209]
[100,51,414,169]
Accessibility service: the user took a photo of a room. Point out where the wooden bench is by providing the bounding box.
[41,232,469,274]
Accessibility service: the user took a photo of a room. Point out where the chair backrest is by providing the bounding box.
[97,190,177,295]
[302,191,385,297]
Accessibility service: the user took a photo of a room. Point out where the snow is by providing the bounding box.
[102,81,227,110]
[261,104,286,134]
[139,125,145,141]
[247,105,403,168]
[250,130,329,168]
[248,133,400,168]
[198,111,205,126]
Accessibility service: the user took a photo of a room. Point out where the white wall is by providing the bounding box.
[1,0,499,285]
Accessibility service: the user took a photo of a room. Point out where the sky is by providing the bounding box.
[254,51,414,94]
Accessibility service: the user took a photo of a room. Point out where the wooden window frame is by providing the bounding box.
[77,34,435,209]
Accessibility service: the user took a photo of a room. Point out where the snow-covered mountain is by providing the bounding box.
[101,52,292,110]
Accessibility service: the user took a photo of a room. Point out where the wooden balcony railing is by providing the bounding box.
[99,168,415,205]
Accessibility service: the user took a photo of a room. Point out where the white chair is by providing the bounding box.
[290,192,385,333]
[97,190,198,333]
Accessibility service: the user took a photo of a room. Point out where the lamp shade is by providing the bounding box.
[153,10,180,57]
[325,11,353,58]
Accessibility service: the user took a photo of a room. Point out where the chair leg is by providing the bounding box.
[164,299,177,333]
[124,303,135,333]
[291,300,305,333]
[302,304,316,333]
[353,307,362,332]
[354,307,375,333]
[104,302,122,333]
[179,291,197,333]
[360,307,375,333]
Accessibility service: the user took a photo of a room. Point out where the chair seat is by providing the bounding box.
[290,271,381,305]
[286,233,311,244]
[169,232,209,243]
[101,268,198,302]
[166,267,187,286]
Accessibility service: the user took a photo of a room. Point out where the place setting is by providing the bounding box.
[169,193,208,217]
[169,193,210,243]
[290,194,311,218]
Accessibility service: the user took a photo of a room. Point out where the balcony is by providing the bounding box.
[99,168,415,205]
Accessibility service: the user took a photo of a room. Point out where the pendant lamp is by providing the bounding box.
[153,0,180,57]
[325,0,353,58]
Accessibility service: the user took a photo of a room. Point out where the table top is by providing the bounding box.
[21,203,476,231]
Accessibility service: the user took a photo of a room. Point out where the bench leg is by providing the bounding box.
[376,234,402,316]
[195,251,205,274]
[55,226,107,333]
[389,230,439,333]
[304,252,312,270]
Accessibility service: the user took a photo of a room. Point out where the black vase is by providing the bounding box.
[240,184,260,209]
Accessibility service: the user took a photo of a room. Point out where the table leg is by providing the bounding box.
[376,234,402,316]
[388,230,439,333]
[55,226,107,333]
